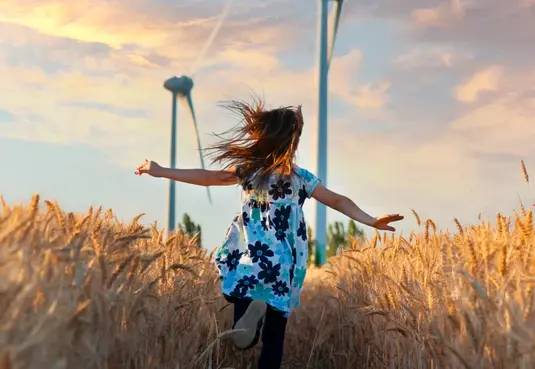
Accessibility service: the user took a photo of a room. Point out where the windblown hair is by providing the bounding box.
[207,96,304,188]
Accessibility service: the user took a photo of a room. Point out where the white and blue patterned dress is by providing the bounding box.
[215,166,320,317]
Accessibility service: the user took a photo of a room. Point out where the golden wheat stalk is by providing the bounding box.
[2,187,535,369]
[521,160,529,184]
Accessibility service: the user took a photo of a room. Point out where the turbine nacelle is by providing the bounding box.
[164,75,194,97]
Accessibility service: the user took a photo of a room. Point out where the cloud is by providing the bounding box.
[449,65,535,158]
[0,110,15,123]
[325,126,495,237]
[0,0,382,173]
[394,46,467,70]
[0,0,308,66]
[344,0,535,67]
[411,1,535,66]
[450,90,535,157]
[330,49,363,93]
[323,111,531,241]
[59,101,152,119]
[0,1,173,49]
[352,80,391,109]
[2,0,535,251]
[328,50,391,110]
[454,66,503,103]
[411,0,466,28]
[219,48,280,72]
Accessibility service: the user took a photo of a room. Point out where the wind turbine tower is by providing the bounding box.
[163,75,209,234]
[315,0,344,266]
[162,1,233,235]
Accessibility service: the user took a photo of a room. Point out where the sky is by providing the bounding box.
[1,0,534,250]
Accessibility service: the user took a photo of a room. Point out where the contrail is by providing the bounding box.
[190,0,234,76]
[59,0,105,28]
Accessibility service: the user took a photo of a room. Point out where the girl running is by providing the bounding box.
[135,98,403,369]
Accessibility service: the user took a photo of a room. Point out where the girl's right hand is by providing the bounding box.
[135,159,162,177]
[373,214,404,232]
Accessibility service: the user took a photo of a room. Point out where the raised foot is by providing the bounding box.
[232,300,267,349]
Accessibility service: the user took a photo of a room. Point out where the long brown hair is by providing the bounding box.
[206,95,304,188]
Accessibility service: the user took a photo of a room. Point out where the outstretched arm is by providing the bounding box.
[311,183,403,231]
[157,168,238,186]
[135,160,238,187]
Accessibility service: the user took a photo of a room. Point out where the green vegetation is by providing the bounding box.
[177,213,202,246]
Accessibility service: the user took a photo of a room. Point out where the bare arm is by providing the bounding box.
[311,183,403,231]
[136,160,238,186]
[311,183,377,227]
[155,167,238,186]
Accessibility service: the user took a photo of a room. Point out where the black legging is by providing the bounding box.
[225,295,288,369]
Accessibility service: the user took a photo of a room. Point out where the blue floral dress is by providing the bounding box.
[214,166,320,317]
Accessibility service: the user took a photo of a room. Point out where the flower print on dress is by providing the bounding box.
[272,280,290,297]
[268,180,292,200]
[275,229,287,242]
[223,229,239,250]
[299,168,315,182]
[293,267,307,289]
[271,205,291,231]
[215,165,320,317]
[287,232,296,248]
[225,249,243,271]
[249,199,269,213]
[297,219,307,241]
[248,241,274,264]
[296,166,320,199]
[258,260,281,284]
[274,246,293,265]
[289,247,297,283]
[250,221,267,240]
[242,212,251,226]
[249,283,275,301]
[279,268,290,285]
[251,206,261,223]
[216,242,229,260]
[298,185,308,206]
[236,275,259,292]
[223,270,238,290]
[215,247,229,270]
[250,222,267,239]
[230,285,247,298]
[237,264,254,276]
[261,217,269,232]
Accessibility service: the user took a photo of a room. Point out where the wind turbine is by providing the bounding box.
[163,0,233,234]
[315,0,345,266]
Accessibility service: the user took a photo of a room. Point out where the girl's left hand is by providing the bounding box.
[373,214,404,232]
[135,159,162,177]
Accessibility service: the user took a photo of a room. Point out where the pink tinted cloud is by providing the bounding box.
[1,0,534,238]
[454,66,503,103]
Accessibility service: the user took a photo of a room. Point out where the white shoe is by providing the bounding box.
[232,299,267,349]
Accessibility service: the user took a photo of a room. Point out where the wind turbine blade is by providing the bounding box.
[190,0,234,76]
[327,0,344,69]
[184,93,213,205]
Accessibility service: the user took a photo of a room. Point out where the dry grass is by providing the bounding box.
[1,167,535,368]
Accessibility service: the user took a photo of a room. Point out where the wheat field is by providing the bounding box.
[1,166,534,369]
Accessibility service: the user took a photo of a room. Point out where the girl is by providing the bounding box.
[135,98,403,369]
